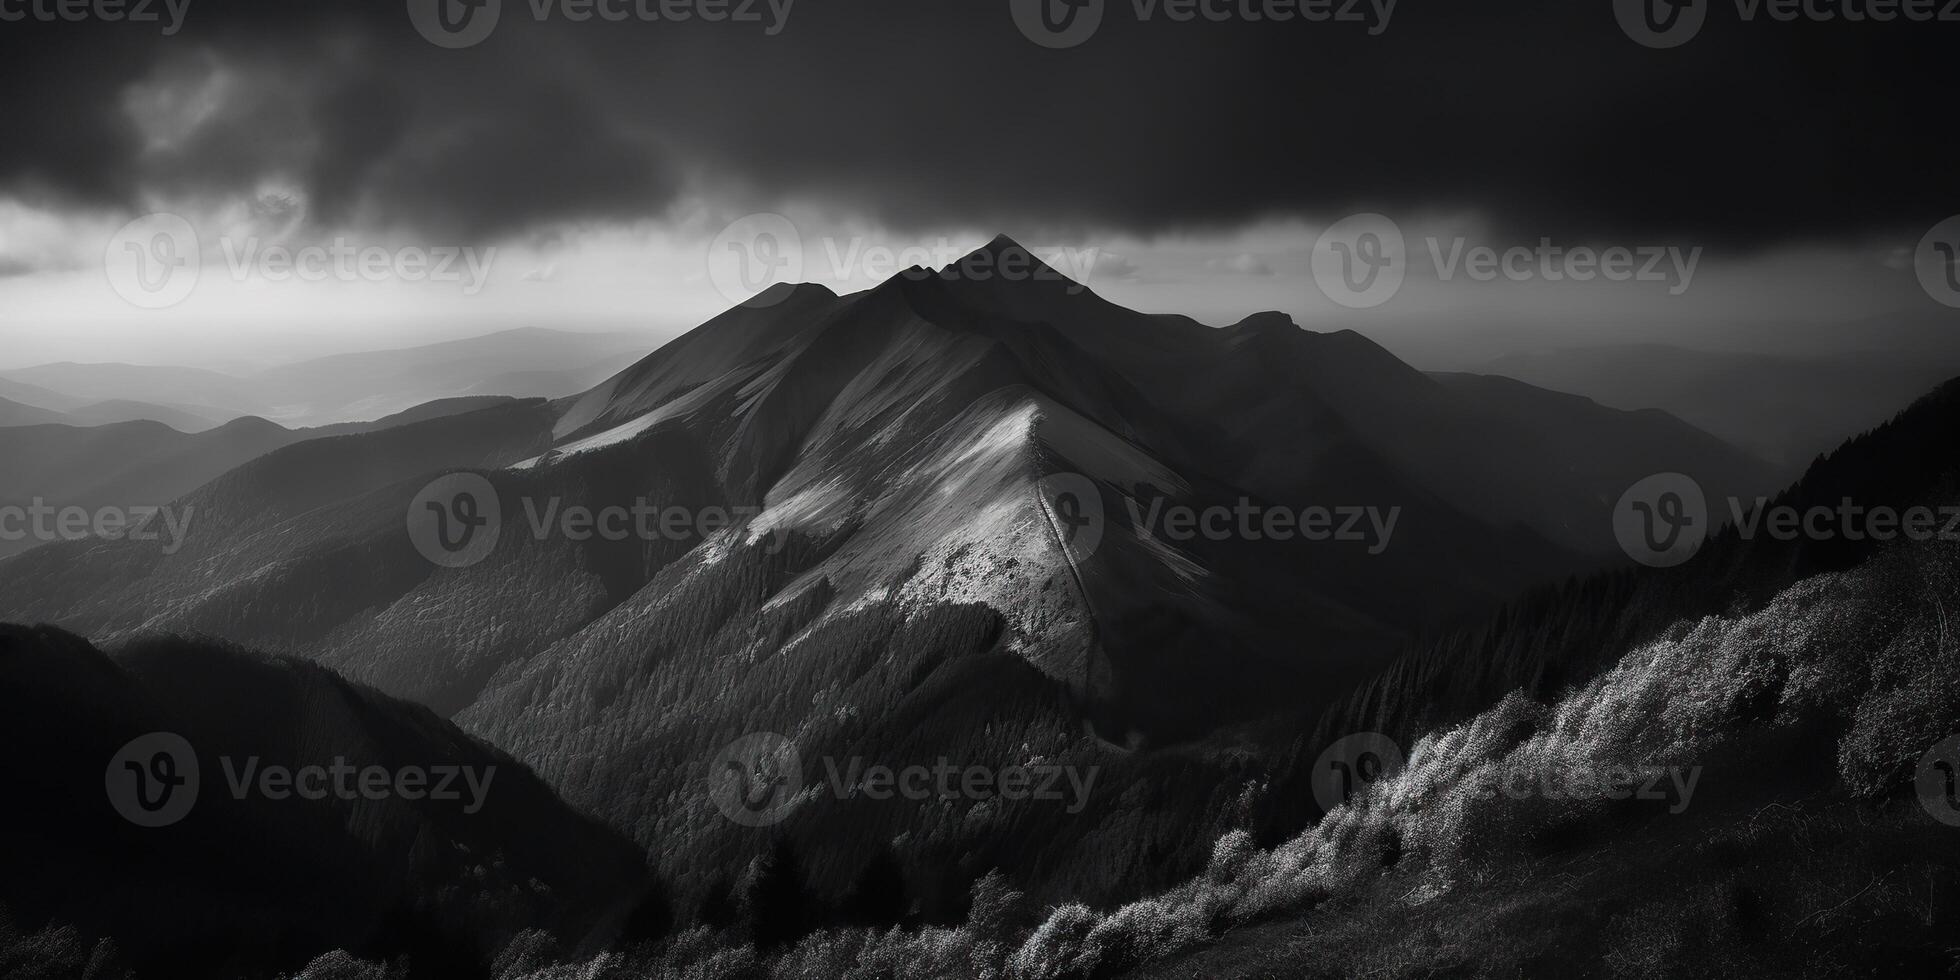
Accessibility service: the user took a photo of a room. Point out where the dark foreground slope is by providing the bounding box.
[0,625,662,980]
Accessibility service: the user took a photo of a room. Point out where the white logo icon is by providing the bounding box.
[106,213,200,310]
[408,473,504,568]
[1312,213,1406,310]
[1613,472,1708,568]
[1915,216,1960,309]
[708,213,805,308]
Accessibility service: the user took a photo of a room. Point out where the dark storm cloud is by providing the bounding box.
[1,0,1953,247]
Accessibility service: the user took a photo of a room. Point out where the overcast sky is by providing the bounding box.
[1,0,1956,369]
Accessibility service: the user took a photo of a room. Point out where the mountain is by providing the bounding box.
[0,395,67,427]
[0,388,242,434]
[1316,374,1960,754]
[0,375,92,413]
[0,240,1788,937]
[305,395,522,438]
[1010,374,1960,980]
[885,241,1776,557]
[521,377,1960,980]
[58,399,235,432]
[461,351,647,401]
[1479,343,1960,470]
[0,417,300,560]
[0,624,662,979]
[0,399,545,560]
[0,362,274,418]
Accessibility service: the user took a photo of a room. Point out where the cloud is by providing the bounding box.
[1203,253,1273,277]
[0,1,1952,249]
[1090,251,1142,281]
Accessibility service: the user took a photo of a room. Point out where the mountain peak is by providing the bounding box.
[920,234,1081,295]
[982,232,1028,253]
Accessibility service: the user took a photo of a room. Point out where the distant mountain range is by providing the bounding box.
[0,398,536,560]
[1478,343,1960,471]
[0,327,655,432]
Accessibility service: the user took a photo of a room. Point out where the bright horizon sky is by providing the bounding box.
[3,195,1954,375]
